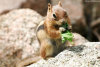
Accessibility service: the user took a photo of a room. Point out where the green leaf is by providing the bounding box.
[61,23,73,43]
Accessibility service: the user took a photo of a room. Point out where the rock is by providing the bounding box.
[27,42,100,67]
[66,33,89,46]
[21,0,49,16]
[51,0,88,40]
[73,33,89,46]
[0,9,43,67]
[0,0,26,14]
[0,0,49,16]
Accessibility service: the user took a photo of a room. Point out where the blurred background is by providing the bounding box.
[0,0,100,42]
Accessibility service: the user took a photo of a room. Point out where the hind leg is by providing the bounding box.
[40,40,54,59]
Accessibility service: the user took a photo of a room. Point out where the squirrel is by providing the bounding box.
[16,1,72,67]
[37,2,72,58]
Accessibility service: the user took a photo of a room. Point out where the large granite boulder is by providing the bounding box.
[27,42,100,67]
[0,9,43,67]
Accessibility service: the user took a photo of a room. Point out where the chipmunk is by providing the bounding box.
[37,2,72,58]
[16,1,72,67]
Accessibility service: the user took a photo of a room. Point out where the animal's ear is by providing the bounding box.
[48,3,52,12]
[58,1,62,7]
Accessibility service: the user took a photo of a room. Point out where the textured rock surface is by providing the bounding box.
[72,33,88,46]
[27,42,100,67]
[0,9,43,67]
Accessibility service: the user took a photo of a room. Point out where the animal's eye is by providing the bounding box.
[53,14,57,19]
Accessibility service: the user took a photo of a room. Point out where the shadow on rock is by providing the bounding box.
[67,45,86,53]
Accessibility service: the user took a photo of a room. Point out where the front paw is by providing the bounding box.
[59,27,66,32]
[68,26,72,31]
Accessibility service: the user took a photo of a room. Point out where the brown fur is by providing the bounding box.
[44,3,72,39]
[17,2,72,67]
[44,21,61,39]
[37,1,72,59]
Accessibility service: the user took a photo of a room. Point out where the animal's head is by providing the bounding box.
[46,1,70,26]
